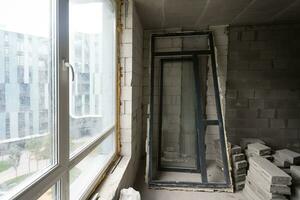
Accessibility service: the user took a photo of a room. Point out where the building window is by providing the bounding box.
[19,84,31,110]
[0,0,116,199]
[5,114,10,139]
[4,57,9,82]
[18,112,26,138]
[0,84,5,112]
[17,65,25,83]
[17,55,24,66]
[4,32,9,42]
[4,47,9,55]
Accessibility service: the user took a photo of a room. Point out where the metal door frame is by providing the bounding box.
[148,31,232,189]
[158,57,201,174]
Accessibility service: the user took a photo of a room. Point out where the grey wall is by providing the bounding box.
[226,24,300,152]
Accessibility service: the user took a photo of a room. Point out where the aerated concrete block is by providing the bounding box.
[276,149,300,165]
[249,156,292,185]
[248,143,271,156]
[231,145,242,155]
[247,169,291,195]
[291,166,300,184]
[240,138,266,149]
[232,153,246,162]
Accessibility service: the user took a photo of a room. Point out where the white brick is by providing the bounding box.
[120,114,132,129]
[121,86,132,101]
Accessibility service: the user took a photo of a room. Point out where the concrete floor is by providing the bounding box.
[155,160,225,183]
[134,160,245,200]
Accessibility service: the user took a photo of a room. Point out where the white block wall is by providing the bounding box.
[119,0,144,187]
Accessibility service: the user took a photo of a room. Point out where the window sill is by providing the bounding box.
[91,156,131,200]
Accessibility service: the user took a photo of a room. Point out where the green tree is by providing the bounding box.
[8,144,22,177]
[25,138,41,171]
[25,135,52,170]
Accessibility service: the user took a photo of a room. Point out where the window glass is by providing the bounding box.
[69,0,116,155]
[0,0,56,198]
[38,184,59,200]
[69,132,115,199]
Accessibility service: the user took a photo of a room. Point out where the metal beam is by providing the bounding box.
[155,50,212,57]
[152,31,210,38]
[192,54,208,183]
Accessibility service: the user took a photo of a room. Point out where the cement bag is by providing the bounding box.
[119,187,141,200]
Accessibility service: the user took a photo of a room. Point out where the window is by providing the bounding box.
[37,184,59,200]
[0,0,56,199]
[0,0,117,199]
[69,0,116,157]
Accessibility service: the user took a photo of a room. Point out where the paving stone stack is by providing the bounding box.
[291,166,300,200]
[245,142,273,162]
[243,156,292,200]
[240,138,266,150]
[231,145,247,191]
[273,149,300,169]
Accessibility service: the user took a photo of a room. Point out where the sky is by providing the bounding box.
[0,0,103,37]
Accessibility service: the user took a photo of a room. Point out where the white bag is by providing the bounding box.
[119,187,141,200]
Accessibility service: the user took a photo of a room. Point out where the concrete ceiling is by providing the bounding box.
[134,0,300,29]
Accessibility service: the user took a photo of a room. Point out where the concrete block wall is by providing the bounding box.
[119,0,144,186]
[226,24,300,152]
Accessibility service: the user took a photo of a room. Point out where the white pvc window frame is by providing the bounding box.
[8,0,118,199]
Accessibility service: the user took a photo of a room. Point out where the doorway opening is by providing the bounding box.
[147,32,232,190]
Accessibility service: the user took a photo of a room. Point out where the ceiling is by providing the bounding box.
[134,0,300,29]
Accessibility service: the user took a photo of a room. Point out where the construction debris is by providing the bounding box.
[243,156,292,200]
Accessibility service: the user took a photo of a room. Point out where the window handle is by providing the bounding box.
[62,59,75,81]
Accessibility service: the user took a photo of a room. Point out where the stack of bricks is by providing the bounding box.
[273,149,300,169]
[246,142,273,161]
[291,166,300,200]
[240,138,266,150]
[231,145,248,191]
[244,156,292,200]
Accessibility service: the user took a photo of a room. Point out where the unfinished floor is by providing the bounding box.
[134,161,244,200]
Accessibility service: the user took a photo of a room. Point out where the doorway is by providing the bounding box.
[147,32,232,190]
